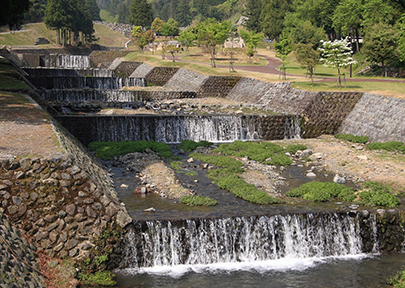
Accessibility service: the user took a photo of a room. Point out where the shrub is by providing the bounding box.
[286,181,356,202]
[180,195,218,206]
[334,134,369,144]
[89,140,174,160]
[359,181,401,207]
[180,139,213,152]
[390,269,405,288]
[367,141,405,153]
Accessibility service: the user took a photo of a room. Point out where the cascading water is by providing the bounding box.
[23,68,115,77]
[284,115,301,139]
[120,212,377,270]
[32,76,145,89]
[41,89,142,103]
[43,54,91,69]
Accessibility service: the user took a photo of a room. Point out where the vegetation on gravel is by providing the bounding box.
[214,141,294,166]
[287,181,401,207]
[368,141,405,153]
[334,134,369,144]
[180,195,218,206]
[286,181,356,202]
[190,153,281,204]
[89,140,174,160]
[180,139,213,152]
[359,181,401,207]
[390,269,405,288]
[78,271,116,286]
[285,144,307,155]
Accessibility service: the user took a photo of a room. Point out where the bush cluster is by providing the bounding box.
[286,181,356,202]
[213,141,295,166]
[367,141,405,153]
[359,181,401,207]
[88,140,174,160]
[180,195,218,206]
[334,134,369,144]
[180,139,213,152]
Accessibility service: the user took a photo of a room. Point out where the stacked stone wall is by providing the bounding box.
[145,67,180,86]
[197,76,241,98]
[164,68,209,91]
[226,77,278,103]
[109,59,143,77]
[0,212,46,287]
[130,63,154,78]
[339,93,405,142]
[89,50,133,68]
[300,92,363,138]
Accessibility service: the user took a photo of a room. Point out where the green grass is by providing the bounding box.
[0,58,31,90]
[286,181,356,202]
[180,139,213,152]
[180,195,218,206]
[190,153,281,204]
[213,141,293,166]
[285,144,307,155]
[79,271,116,287]
[100,9,119,23]
[334,134,369,144]
[390,269,405,288]
[368,141,405,153]
[88,140,174,160]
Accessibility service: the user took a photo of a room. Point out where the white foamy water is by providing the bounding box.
[117,254,371,278]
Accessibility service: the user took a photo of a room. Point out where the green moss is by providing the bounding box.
[389,269,405,288]
[286,181,356,202]
[334,134,369,144]
[170,161,182,170]
[359,181,401,207]
[180,139,213,152]
[180,195,218,206]
[285,144,307,155]
[88,140,174,160]
[367,141,405,153]
[79,271,116,287]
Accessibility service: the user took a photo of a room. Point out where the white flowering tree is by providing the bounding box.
[319,38,356,87]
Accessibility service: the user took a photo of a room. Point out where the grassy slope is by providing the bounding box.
[0,23,128,48]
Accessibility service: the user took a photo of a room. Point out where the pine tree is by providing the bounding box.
[85,0,101,21]
[175,0,191,27]
[0,0,30,30]
[129,0,154,28]
[244,0,262,32]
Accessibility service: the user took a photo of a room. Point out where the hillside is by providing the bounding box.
[0,22,129,48]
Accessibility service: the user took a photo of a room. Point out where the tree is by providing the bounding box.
[332,0,363,52]
[274,33,293,79]
[240,29,264,62]
[260,0,293,40]
[362,23,400,77]
[179,28,197,51]
[319,38,356,87]
[129,0,153,28]
[294,43,319,85]
[0,0,30,30]
[165,44,181,61]
[132,26,148,52]
[399,14,405,62]
[85,0,101,20]
[25,0,47,23]
[161,18,179,37]
[175,0,191,27]
[197,19,231,67]
[151,17,164,35]
[244,0,262,32]
[290,20,325,49]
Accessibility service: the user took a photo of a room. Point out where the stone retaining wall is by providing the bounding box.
[300,92,363,138]
[164,68,209,91]
[197,76,241,98]
[0,212,46,287]
[145,67,180,86]
[130,63,154,78]
[108,59,143,77]
[339,93,405,142]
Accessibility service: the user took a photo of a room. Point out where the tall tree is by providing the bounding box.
[240,28,264,62]
[129,0,154,28]
[260,0,293,40]
[362,23,400,77]
[25,0,47,23]
[151,17,165,34]
[274,33,293,79]
[179,27,197,50]
[294,43,319,85]
[197,19,231,67]
[85,0,101,20]
[244,0,262,32]
[0,0,30,30]
[175,0,191,26]
[161,18,179,37]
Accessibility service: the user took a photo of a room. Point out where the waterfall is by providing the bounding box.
[284,115,301,139]
[93,115,264,143]
[41,89,141,103]
[24,68,116,77]
[121,212,377,269]
[43,54,91,69]
[39,77,145,89]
